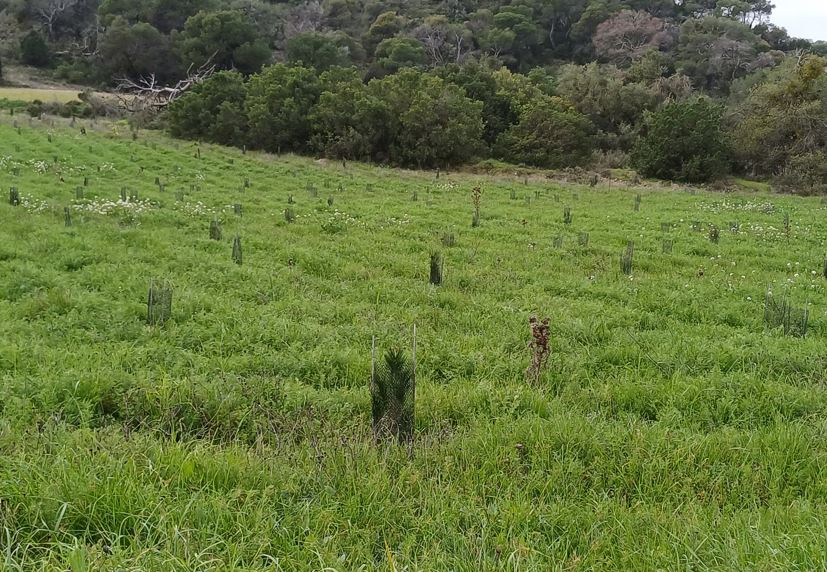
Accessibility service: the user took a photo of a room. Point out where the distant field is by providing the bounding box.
[1,118,826,570]
[0,87,82,103]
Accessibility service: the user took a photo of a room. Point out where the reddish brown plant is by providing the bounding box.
[526,316,551,384]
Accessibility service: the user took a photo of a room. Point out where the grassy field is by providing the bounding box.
[0,87,82,104]
[1,116,826,571]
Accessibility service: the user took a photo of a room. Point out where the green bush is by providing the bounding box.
[20,31,50,67]
[632,98,730,183]
[495,96,593,169]
[167,71,249,146]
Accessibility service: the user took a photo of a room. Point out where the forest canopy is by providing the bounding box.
[2,0,826,188]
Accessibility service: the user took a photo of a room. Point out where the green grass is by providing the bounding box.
[0,87,82,103]
[1,117,826,570]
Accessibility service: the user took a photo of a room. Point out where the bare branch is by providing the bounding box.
[115,57,217,112]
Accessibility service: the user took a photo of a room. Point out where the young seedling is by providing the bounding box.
[662,239,673,254]
[209,219,222,240]
[634,194,641,212]
[563,207,572,225]
[75,187,84,200]
[783,213,790,237]
[147,280,173,326]
[510,189,517,200]
[590,175,598,187]
[764,288,809,337]
[823,255,827,280]
[578,232,589,247]
[288,195,294,204]
[471,186,482,228]
[621,241,634,275]
[661,222,671,232]
[553,236,564,249]
[120,188,128,202]
[534,189,540,200]
[441,233,455,247]
[327,197,334,207]
[130,190,139,202]
[284,208,295,223]
[709,225,720,244]
[175,191,184,202]
[730,221,740,233]
[692,221,702,232]
[9,187,19,206]
[429,252,443,286]
[234,203,242,216]
[232,236,242,265]
[412,191,418,202]
[525,316,551,384]
[371,337,416,445]
[64,207,72,227]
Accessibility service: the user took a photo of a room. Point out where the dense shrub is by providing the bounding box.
[167,71,249,146]
[20,31,50,67]
[496,97,594,168]
[245,64,322,153]
[632,98,730,183]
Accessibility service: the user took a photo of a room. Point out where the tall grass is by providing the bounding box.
[0,118,825,570]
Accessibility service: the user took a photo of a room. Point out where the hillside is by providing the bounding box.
[1,116,827,569]
[2,1,827,189]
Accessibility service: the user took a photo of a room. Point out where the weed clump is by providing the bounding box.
[578,232,589,247]
[9,187,19,206]
[709,225,720,244]
[662,239,673,254]
[563,207,572,225]
[284,208,295,223]
[440,233,455,247]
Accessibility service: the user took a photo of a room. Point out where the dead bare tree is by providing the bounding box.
[115,59,217,113]
[284,0,324,40]
[34,0,78,40]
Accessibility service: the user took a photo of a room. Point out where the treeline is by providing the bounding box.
[167,54,827,191]
[1,1,825,90]
[1,0,826,189]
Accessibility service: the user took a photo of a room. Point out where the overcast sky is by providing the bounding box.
[771,0,827,41]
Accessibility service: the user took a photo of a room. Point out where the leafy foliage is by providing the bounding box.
[496,97,593,168]
[371,347,415,444]
[633,98,730,183]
